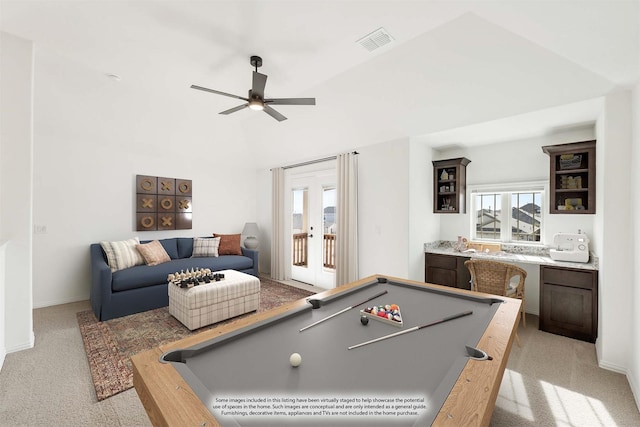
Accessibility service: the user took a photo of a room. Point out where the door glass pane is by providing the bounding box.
[292,188,308,267]
[322,187,336,269]
[511,192,542,242]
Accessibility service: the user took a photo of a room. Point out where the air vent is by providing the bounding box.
[356,27,394,52]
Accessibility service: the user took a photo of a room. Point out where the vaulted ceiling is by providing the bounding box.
[2,1,638,167]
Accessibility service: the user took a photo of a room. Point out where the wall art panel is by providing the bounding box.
[136,174,192,231]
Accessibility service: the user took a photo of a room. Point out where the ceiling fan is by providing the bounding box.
[191,56,316,122]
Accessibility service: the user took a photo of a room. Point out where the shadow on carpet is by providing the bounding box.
[77,278,314,401]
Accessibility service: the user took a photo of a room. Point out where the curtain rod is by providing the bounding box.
[281,151,359,170]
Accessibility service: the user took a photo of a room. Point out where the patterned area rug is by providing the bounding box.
[77,278,314,401]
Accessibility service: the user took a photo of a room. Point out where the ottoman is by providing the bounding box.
[168,269,260,330]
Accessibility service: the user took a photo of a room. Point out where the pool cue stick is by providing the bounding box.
[299,290,388,332]
[347,310,473,350]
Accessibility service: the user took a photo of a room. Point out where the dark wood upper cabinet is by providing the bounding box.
[432,157,471,214]
[542,140,595,214]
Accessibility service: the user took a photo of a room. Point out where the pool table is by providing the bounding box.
[132,275,521,426]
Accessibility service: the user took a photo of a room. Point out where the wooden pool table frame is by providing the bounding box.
[131,274,521,427]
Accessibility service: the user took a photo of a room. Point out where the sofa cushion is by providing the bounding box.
[159,238,179,259]
[192,237,220,257]
[214,233,243,255]
[100,238,145,272]
[177,237,194,259]
[111,256,254,292]
[136,240,171,266]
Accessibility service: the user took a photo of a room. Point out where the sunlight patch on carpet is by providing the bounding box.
[495,369,534,422]
[540,379,616,426]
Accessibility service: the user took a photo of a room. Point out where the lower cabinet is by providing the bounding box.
[425,253,471,290]
[539,265,598,343]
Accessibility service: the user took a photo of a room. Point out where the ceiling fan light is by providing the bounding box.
[248,99,264,111]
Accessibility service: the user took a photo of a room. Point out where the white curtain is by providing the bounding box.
[271,167,285,280]
[336,152,359,286]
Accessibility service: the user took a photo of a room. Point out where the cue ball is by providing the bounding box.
[360,315,369,325]
[289,353,302,367]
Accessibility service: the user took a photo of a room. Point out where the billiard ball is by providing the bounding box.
[289,352,302,367]
[360,315,369,325]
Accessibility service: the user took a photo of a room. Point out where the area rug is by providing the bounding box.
[77,278,314,401]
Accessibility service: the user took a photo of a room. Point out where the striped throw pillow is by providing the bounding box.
[100,237,145,272]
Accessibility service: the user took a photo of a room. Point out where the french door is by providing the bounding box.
[285,166,336,289]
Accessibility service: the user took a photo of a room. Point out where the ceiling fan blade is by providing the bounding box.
[220,104,248,115]
[252,72,268,99]
[191,85,248,101]
[265,98,316,105]
[263,105,287,122]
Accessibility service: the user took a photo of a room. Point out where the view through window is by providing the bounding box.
[474,191,542,242]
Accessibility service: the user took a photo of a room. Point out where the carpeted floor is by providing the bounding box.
[77,278,313,401]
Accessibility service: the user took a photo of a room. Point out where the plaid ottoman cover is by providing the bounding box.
[168,269,260,330]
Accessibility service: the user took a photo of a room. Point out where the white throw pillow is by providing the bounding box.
[100,237,145,272]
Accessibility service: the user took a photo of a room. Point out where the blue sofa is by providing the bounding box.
[90,237,258,321]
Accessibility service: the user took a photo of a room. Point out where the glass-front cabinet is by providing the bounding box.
[432,157,471,214]
[542,140,596,214]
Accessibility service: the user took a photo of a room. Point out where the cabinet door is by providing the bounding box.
[427,266,457,288]
[425,254,471,289]
[456,258,471,290]
[540,282,594,342]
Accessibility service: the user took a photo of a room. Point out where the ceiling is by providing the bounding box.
[1,1,638,166]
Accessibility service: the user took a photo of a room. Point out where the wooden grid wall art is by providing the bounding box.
[136,175,192,231]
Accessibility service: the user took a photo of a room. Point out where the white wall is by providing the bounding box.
[30,47,259,308]
[408,138,439,282]
[357,139,411,279]
[630,81,640,410]
[594,90,633,373]
[0,242,7,368]
[0,32,34,353]
[255,168,273,276]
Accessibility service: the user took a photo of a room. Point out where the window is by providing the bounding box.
[471,183,544,244]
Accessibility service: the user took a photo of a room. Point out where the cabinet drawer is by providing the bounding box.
[541,266,595,290]
[425,254,457,269]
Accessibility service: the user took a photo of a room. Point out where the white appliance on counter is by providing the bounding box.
[549,232,590,263]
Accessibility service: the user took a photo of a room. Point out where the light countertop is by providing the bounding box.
[424,241,598,271]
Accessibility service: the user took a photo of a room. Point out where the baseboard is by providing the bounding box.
[6,330,34,354]
[33,295,88,309]
[627,368,640,412]
[598,358,628,375]
[0,347,6,372]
